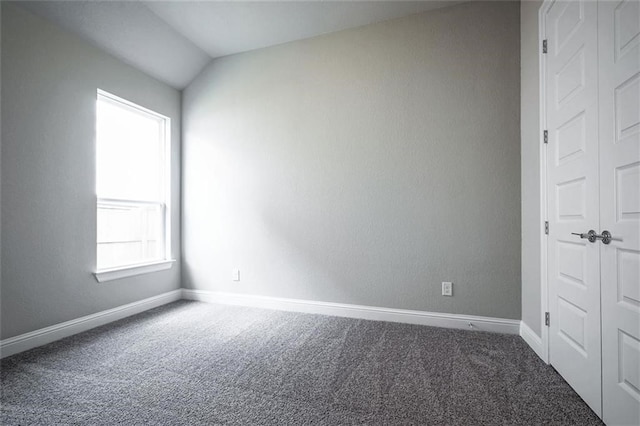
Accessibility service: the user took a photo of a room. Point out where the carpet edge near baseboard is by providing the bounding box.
[1,289,527,360]
[182,289,521,335]
[0,289,183,359]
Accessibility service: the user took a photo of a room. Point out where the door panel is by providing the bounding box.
[546,0,602,416]
[556,111,587,165]
[599,1,640,424]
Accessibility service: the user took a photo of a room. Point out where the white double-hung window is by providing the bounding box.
[94,90,172,281]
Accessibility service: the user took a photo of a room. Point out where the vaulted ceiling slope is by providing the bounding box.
[14,1,464,89]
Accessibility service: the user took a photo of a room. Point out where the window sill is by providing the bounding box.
[94,259,175,283]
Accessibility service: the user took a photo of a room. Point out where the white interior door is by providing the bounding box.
[545,0,602,416]
[599,1,640,425]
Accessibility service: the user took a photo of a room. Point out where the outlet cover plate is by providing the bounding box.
[442,282,453,296]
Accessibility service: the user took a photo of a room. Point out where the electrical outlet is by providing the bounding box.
[233,269,240,282]
[442,282,453,296]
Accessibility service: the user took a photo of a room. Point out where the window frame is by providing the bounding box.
[93,89,173,282]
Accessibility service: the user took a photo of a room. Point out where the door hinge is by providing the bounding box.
[545,221,549,235]
[543,130,548,144]
[545,312,550,327]
[543,39,548,54]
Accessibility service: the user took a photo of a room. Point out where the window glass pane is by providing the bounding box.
[96,91,169,271]
[97,98,164,202]
[97,202,164,270]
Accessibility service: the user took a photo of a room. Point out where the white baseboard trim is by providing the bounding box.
[519,321,546,361]
[0,289,182,359]
[182,289,520,335]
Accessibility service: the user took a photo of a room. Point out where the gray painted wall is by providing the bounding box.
[521,0,543,336]
[1,4,182,339]
[182,2,521,319]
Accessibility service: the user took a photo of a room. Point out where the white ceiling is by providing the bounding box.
[15,1,465,89]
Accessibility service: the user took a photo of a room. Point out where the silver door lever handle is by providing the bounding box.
[571,230,612,244]
[597,230,612,244]
[572,230,597,242]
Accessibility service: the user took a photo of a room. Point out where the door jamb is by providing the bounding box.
[538,0,555,365]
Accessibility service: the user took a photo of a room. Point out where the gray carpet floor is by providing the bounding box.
[1,301,602,425]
